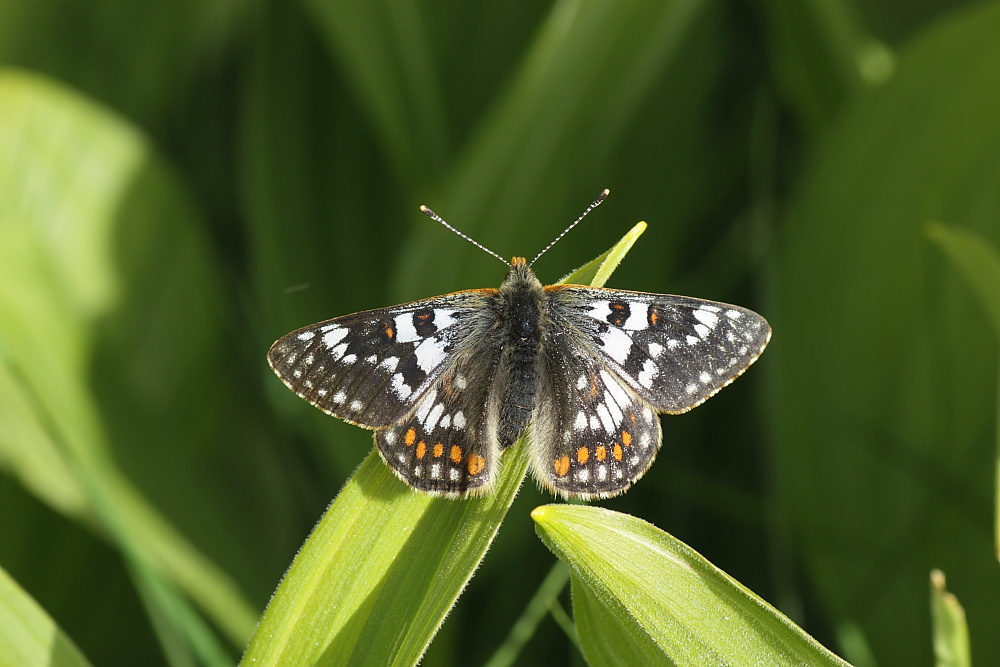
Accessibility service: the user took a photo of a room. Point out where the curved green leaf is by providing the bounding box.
[0,68,256,656]
[532,504,849,666]
[0,565,91,667]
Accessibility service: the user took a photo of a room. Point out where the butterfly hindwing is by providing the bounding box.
[267,291,496,428]
[375,363,499,496]
[532,333,662,498]
[550,287,771,413]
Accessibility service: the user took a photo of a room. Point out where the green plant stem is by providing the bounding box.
[484,561,573,667]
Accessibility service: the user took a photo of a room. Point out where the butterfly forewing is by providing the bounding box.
[550,287,771,413]
[267,291,496,428]
[532,338,662,498]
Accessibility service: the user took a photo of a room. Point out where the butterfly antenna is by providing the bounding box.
[419,205,511,267]
[529,189,610,266]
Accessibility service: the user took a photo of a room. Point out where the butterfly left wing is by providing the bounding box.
[550,287,771,413]
[375,362,499,496]
[267,291,495,428]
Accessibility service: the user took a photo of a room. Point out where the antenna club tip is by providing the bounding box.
[601,188,610,196]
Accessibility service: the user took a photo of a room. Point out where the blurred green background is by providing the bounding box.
[2,0,999,665]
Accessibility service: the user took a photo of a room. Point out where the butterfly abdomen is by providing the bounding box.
[495,259,547,449]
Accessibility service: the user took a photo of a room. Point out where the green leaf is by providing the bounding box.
[926,222,1000,339]
[0,564,91,667]
[929,570,970,667]
[558,221,647,288]
[926,223,1000,561]
[0,68,256,656]
[241,224,645,665]
[532,504,850,666]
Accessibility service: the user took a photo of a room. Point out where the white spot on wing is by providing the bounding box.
[597,465,608,481]
[384,430,397,444]
[394,314,420,343]
[726,309,742,320]
[350,400,362,411]
[596,404,615,432]
[323,327,348,347]
[449,468,460,482]
[439,413,451,430]
[414,337,447,372]
[623,308,646,330]
[599,327,633,364]
[589,301,612,322]
[577,374,588,390]
[333,391,346,404]
[686,335,699,346]
[638,359,658,389]
[575,411,588,430]
[434,310,458,329]
[693,323,710,339]
[455,375,468,389]
[416,390,438,422]
[685,382,698,394]
[380,356,399,371]
[575,469,590,483]
[342,354,357,364]
[431,463,441,479]
[648,342,663,358]
[600,370,630,410]
[391,373,412,398]
[423,403,445,431]
[453,411,467,428]
[694,308,719,329]
[298,331,316,341]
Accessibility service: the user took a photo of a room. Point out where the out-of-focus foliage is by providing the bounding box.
[1,0,998,665]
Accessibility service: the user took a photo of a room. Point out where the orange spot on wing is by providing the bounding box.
[385,325,395,339]
[612,444,623,461]
[576,447,589,464]
[595,445,607,461]
[622,430,632,447]
[416,441,426,459]
[404,428,417,446]
[650,309,659,326]
[554,455,570,477]
[433,442,444,458]
[450,445,462,463]
[467,454,485,475]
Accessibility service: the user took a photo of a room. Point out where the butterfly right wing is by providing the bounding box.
[267,290,496,429]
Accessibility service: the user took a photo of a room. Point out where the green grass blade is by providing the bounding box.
[929,570,970,667]
[0,565,92,667]
[926,222,1000,339]
[532,504,850,666]
[243,225,645,665]
[926,222,1000,562]
[558,221,647,288]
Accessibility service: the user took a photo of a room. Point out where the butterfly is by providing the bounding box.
[267,191,771,499]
